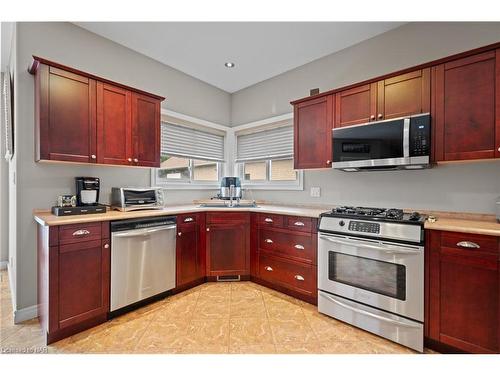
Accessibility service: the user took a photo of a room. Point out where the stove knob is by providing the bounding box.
[339,220,345,227]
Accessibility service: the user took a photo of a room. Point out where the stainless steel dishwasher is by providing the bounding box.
[110,216,176,312]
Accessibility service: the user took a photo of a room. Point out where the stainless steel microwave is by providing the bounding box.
[332,113,431,172]
[111,187,166,211]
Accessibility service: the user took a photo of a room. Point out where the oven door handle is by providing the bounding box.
[322,294,421,329]
[319,235,421,254]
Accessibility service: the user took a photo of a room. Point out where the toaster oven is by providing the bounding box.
[111,187,166,212]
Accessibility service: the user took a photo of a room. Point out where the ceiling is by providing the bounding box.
[75,22,405,93]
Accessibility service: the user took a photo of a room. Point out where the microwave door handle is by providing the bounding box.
[322,294,421,329]
[403,117,410,158]
[319,235,420,254]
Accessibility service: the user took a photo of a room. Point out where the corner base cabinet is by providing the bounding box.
[176,213,206,288]
[426,230,500,353]
[37,221,110,344]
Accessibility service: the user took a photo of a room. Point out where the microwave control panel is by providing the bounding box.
[409,115,431,157]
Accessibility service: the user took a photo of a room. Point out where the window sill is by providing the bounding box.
[155,182,220,190]
[242,184,304,191]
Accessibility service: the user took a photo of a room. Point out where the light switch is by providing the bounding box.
[310,187,321,198]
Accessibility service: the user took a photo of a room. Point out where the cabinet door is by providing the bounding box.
[96,83,132,166]
[56,239,110,330]
[334,83,377,127]
[176,222,199,286]
[37,65,97,163]
[428,231,499,353]
[433,50,499,161]
[131,92,161,167]
[377,68,430,120]
[293,95,334,169]
[206,222,250,276]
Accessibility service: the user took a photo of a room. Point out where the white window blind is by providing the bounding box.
[236,125,293,162]
[161,122,225,162]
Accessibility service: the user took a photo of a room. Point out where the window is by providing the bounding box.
[236,123,302,190]
[154,121,225,187]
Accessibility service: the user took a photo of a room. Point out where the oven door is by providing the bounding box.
[318,232,423,322]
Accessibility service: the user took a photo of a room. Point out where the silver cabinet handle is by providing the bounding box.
[206,228,210,232]
[72,229,90,236]
[264,218,273,223]
[133,158,139,163]
[264,266,273,272]
[294,275,305,281]
[265,239,273,244]
[183,217,194,222]
[294,244,305,250]
[178,232,182,237]
[498,146,500,152]
[91,154,96,159]
[326,160,331,165]
[456,241,480,249]
[370,115,375,120]
[294,221,305,227]
[377,113,383,119]
[127,157,132,162]
[103,243,109,249]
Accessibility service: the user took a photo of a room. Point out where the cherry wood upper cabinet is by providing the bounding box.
[30,56,164,168]
[433,50,499,161]
[96,83,132,166]
[293,95,333,169]
[132,93,161,167]
[335,83,377,127]
[35,65,97,163]
[427,230,499,353]
[377,68,430,120]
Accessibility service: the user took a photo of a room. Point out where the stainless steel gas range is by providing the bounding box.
[317,206,425,352]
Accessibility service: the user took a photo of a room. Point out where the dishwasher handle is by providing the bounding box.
[112,224,177,238]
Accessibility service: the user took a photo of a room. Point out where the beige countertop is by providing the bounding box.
[33,204,500,237]
[33,204,327,227]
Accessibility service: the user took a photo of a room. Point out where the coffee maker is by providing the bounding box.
[75,177,100,206]
[219,177,242,200]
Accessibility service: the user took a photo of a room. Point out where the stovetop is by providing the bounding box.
[324,206,425,224]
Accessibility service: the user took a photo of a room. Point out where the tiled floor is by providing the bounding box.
[0,269,431,354]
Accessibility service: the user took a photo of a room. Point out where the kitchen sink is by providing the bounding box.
[198,201,258,208]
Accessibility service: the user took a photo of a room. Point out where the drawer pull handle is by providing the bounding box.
[294,275,305,281]
[183,217,194,222]
[206,228,210,232]
[72,229,90,236]
[294,221,305,227]
[103,243,110,249]
[294,244,305,250]
[264,218,273,223]
[456,241,480,249]
[265,239,273,244]
[265,266,273,272]
[178,232,182,237]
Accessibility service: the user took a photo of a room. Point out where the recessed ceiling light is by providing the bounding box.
[224,62,235,68]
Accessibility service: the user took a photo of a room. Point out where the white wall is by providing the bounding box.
[232,22,500,214]
[12,22,230,312]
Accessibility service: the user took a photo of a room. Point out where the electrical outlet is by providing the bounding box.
[310,187,321,198]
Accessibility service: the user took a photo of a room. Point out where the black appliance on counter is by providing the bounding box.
[75,177,100,206]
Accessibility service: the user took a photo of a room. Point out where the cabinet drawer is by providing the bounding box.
[259,228,315,263]
[257,213,284,228]
[258,254,316,296]
[207,212,249,224]
[59,223,102,245]
[177,213,197,226]
[285,216,313,233]
[440,231,498,255]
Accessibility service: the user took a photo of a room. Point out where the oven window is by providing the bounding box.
[328,252,406,300]
[123,190,156,204]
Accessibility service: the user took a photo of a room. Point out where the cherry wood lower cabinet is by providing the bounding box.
[251,213,318,304]
[206,212,250,277]
[426,230,500,353]
[176,213,206,288]
[37,221,110,344]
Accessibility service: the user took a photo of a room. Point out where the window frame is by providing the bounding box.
[237,157,303,191]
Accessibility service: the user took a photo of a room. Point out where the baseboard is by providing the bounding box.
[0,260,7,270]
[13,304,38,324]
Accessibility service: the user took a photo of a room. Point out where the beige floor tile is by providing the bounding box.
[231,288,262,301]
[184,319,230,347]
[110,300,167,323]
[229,318,274,346]
[179,344,229,354]
[264,297,306,320]
[193,297,230,319]
[230,298,267,318]
[269,318,318,345]
[305,311,366,342]
[135,320,191,352]
[151,295,198,321]
[229,344,276,354]
[199,284,232,299]
[275,342,325,354]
